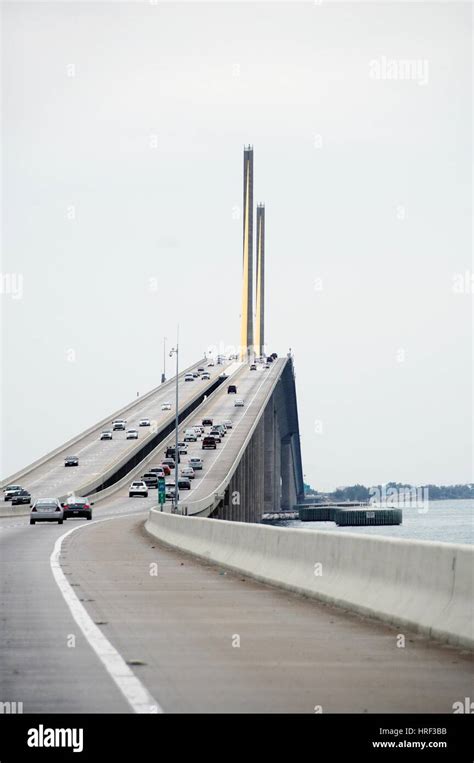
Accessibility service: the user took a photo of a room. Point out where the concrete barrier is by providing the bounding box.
[145,510,474,650]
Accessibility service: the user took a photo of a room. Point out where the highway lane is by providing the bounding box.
[3,511,468,713]
[1,360,232,503]
[0,503,153,713]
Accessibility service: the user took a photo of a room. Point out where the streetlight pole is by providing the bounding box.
[161,337,167,384]
[169,327,179,512]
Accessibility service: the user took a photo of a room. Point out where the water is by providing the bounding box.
[279,499,474,545]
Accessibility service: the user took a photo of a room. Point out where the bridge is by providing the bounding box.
[0,147,472,715]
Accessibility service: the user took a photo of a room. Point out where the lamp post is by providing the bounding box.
[161,337,167,384]
[169,330,179,512]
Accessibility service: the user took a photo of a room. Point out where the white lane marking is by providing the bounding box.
[50,517,164,714]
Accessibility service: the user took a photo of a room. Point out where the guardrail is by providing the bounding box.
[179,358,288,517]
[1,357,206,488]
[145,511,474,650]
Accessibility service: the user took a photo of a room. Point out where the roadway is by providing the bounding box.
[1,359,231,504]
[0,508,471,713]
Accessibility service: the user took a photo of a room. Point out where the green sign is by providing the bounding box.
[158,478,166,508]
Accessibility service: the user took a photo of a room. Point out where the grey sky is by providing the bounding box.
[1,1,472,491]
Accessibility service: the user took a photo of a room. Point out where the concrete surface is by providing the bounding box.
[146,511,474,649]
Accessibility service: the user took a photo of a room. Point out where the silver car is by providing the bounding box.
[30,498,63,525]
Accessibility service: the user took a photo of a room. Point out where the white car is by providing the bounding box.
[223,420,233,429]
[161,402,172,411]
[184,429,197,442]
[100,430,113,440]
[126,429,138,439]
[207,361,215,367]
[188,457,203,471]
[139,418,151,427]
[184,373,194,382]
[234,398,245,407]
[4,485,23,501]
[193,425,203,437]
[129,481,148,498]
[201,372,211,380]
[180,466,195,479]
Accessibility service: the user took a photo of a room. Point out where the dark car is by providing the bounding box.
[64,456,79,467]
[271,352,278,359]
[142,473,159,488]
[178,478,191,490]
[250,364,257,371]
[227,385,237,394]
[11,489,31,506]
[165,447,180,462]
[202,418,213,427]
[62,497,93,520]
[266,356,274,364]
[202,436,217,450]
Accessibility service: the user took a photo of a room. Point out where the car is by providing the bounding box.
[223,420,233,429]
[142,473,158,488]
[264,364,270,369]
[202,436,217,450]
[64,456,79,467]
[62,497,93,520]
[234,398,245,407]
[197,367,205,374]
[165,482,176,499]
[215,424,227,436]
[266,356,274,364]
[30,498,63,525]
[3,485,23,501]
[177,477,191,490]
[139,418,151,427]
[227,384,237,394]
[100,430,113,440]
[162,457,175,470]
[201,372,211,380]
[177,442,188,454]
[271,352,278,359]
[184,429,197,442]
[192,372,199,378]
[180,466,195,479]
[193,425,204,436]
[149,466,165,478]
[129,481,148,498]
[184,373,194,382]
[113,420,126,431]
[188,457,203,470]
[165,447,181,461]
[207,361,215,367]
[219,372,228,379]
[202,418,213,427]
[250,364,257,371]
[160,463,171,476]
[161,402,172,411]
[11,489,31,506]
[209,431,221,443]
[126,429,139,439]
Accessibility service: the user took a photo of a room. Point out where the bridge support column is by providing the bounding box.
[281,438,297,510]
[264,399,281,513]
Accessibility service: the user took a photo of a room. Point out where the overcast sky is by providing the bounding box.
[1,1,472,491]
